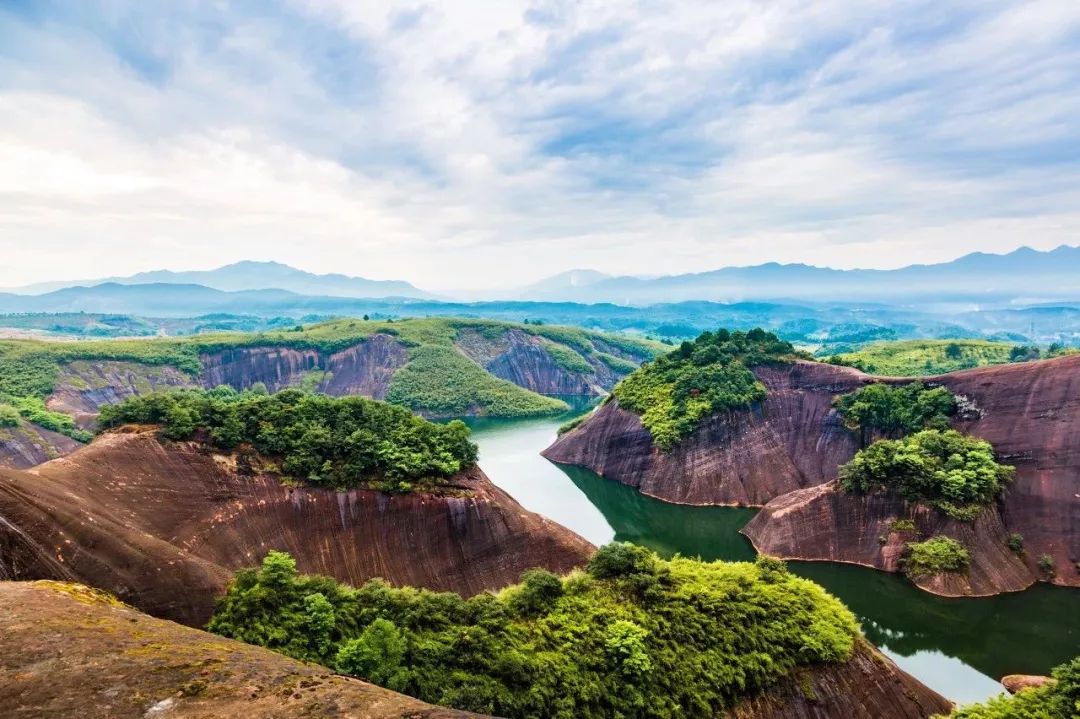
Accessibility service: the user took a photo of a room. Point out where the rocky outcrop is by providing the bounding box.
[456,328,615,396]
[0,429,593,626]
[728,641,950,718]
[46,360,196,427]
[1000,674,1053,694]
[546,356,1080,594]
[543,361,864,505]
[0,421,81,469]
[0,580,481,719]
[742,482,1036,596]
[199,334,410,398]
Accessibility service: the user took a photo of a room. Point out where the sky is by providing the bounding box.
[1,1,1078,292]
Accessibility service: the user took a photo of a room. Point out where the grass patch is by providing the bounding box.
[827,340,1019,376]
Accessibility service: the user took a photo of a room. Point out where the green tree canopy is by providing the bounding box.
[98,388,478,491]
[839,429,1014,520]
[209,545,859,718]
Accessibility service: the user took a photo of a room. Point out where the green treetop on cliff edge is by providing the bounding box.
[839,428,1014,520]
[611,328,802,450]
[208,544,858,719]
[98,387,478,493]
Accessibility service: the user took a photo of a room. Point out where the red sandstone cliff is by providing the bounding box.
[545,356,1080,594]
[0,429,593,626]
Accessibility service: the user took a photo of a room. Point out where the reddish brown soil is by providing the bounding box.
[0,429,593,626]
[0,580,481,719]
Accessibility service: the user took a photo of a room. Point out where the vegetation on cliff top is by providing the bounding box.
[839,429,1014,520]
[98,387,477,492]
[0,317,662,430]
[827,339,1077,376]
[834,382,956,443]
[208,545,858,718]
[612,328,798,450]
[940,656,1080,718]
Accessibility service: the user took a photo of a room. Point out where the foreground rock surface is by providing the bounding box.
[0,580,480,719]
[0,429,593,626]
[547,356,1080,594]
[0,580,950,719]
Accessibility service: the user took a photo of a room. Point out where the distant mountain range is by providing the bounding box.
[517,245,1080,307]
[3,261,429,300]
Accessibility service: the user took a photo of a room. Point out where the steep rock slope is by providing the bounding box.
[544,361,863,505]
[0,581,479,719]
[0,420,81,469]
[46,359,196,426]
[0,581,949,719]
[0,429,593,626]
[742,483,1035,596]
[547,356,1080,594]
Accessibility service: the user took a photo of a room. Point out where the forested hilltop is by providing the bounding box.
[0,318,663,458]
[206,545,946,718]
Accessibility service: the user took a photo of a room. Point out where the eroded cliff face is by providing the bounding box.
[546,356,1080,594]
[0,429,593,626]
[742,482,1036,596]
[455,328,618,396]
[0,581,481,719]
[0,421,81,469]
[46,360,197,428]
[543,361,864,505]
[728,641,950,718]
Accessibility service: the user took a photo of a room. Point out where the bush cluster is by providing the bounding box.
[834,382,956,442]
[839,429,1014,520]
[903,537,970,579]
[612,328,797,449]
[208,545,859,719]
[98,387,478,491]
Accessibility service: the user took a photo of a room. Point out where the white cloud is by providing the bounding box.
[0,1,1078,291]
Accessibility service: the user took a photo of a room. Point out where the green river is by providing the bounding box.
[463,408,1080,707]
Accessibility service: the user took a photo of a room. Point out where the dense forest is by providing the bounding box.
[839,429,1014,521]
[611,328,799,449]
[208,545,859,718]
[98,388,478,492]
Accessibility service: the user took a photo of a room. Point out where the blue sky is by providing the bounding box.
[0,0,1078,291]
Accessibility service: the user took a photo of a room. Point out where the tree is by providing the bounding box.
[335,618,406,685]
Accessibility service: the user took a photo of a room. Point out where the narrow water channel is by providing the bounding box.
[463,408,1080,707]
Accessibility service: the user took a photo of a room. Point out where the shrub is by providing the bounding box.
[834,382,956,441]
[890,519,917,533]
[1007,533,1024,555]
[839,429,1014,520]
[98,388,478,490]
[1038,554,1056,577]
[210,545,860,719]
[0,403,19,427]
[904,537,970,579]
[942,655,1080,718]
[613,328,797,450]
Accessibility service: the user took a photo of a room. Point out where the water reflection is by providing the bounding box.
[465,411,1080,705]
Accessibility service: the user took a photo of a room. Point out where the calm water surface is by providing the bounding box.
[463,407,1080,707]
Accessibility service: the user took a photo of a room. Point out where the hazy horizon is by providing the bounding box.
[2,2,1078,291]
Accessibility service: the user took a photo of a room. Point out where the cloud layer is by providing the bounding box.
[1,0,1078,291]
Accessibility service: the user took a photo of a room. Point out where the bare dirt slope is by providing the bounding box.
[0,580,482,719]
[0,428,593,626]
